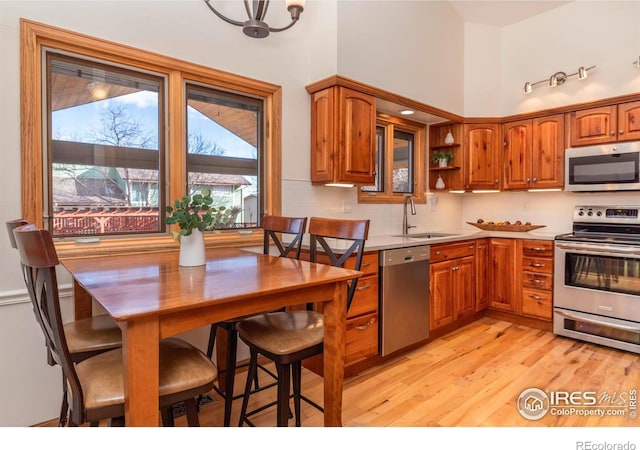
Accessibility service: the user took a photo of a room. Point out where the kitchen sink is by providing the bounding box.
[392,232,458,239]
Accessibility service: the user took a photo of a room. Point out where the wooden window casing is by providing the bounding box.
[20,19,281,257]
[358,114,426,204]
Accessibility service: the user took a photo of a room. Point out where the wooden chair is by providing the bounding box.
[12,224,218,426]
[205,215,307,426]
[237,217,369,426]
[7,219,123,426]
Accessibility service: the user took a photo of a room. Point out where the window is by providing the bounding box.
[21,19,281,254]
[47,54,164,237]
[186,85,262,229]
[358,114,426,203]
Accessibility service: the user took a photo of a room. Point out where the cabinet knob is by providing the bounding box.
[495,179,499,183]
[435,251,441,256]
[619,130,624,134]
[532,177,537,182]
[610,131,616,136]
[526,178,531,182]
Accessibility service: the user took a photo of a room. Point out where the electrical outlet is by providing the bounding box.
[427,193,438,211]
[341,201,353,214]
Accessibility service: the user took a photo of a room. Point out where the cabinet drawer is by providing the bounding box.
[308,250,378,276]
[347,275,378,319]
[522,289,552,319]
[431,241,476,263]
[344,252,378,276]
[345,312,378,365]
[522,256,552,274]
[522,271,553,291]
[522,240,553,257]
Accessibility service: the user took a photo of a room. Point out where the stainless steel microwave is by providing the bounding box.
[565,142,640,192]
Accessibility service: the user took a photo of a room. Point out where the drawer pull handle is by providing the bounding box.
[435,251,441,256]
[528,247,546,252]
[530,263,545,268]
[356,285,371,291]
[355,318,376,330]
[361,263,371,268]
[532,279,544,284]
[529,294,544,300]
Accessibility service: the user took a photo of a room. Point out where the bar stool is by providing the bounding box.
[237,217,369,426]
[205,215,307,426]
[6,219,122,426]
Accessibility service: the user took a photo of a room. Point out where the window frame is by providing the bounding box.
[357,113,426,204]
[20,19,281,257]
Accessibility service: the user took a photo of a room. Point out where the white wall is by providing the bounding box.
[463,22,502,117]
[336,0,465,115]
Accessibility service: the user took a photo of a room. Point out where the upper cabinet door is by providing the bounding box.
[531,114,565,189]
[569,105,617,147]
[338,88,376,183]
[310,88,336,183]
[617,100,640,142]
[465,123,500,190]
[502,120,531,191]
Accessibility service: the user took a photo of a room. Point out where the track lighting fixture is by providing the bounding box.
[523,65,595,94]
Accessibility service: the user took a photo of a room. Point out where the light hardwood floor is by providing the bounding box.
[193,317,639,427]
[39,317,639,427]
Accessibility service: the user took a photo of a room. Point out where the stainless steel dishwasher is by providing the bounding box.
[379,245,430,356]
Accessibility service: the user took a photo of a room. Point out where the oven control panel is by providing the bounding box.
[574,205,640,224]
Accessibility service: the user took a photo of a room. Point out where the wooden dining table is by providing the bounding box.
[61,246,362,426]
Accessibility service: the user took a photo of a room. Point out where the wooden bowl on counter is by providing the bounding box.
[466,222,546,232]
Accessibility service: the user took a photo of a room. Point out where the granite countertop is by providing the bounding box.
[359,228,559,252]
[244,228,563,254]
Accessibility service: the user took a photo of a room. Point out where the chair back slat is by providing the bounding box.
[308,217,369,311]
[262,215,307,259]
[13,225,85,424]
[6,219,30,249]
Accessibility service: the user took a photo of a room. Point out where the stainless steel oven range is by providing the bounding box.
[554,205,640,354]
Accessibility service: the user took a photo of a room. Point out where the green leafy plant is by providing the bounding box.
[432,150,454,164]
[164,189,231,238]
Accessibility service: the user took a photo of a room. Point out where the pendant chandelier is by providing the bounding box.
[203,0,305,39]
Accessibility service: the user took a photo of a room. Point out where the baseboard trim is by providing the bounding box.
[0,283,72,307]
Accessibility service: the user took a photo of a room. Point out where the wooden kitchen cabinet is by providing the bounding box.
[464,123,501,190]
[310,86,376,185]
[519,239,553,321]
[302,250,379,376]
[568,100,640,146]
[502,114,564,190]
[429,241,476,331]
[488,238,517,312]
[475,238,489,311]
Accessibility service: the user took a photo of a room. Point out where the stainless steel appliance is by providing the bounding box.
[379,245,430,356]
[554,206,640,353]
[564,142,640,192]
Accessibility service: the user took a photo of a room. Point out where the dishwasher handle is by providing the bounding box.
[380,245,430,267]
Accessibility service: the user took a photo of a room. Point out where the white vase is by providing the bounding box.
[438,158,448,168]
[435,175,446,190]
[179,229,206,267]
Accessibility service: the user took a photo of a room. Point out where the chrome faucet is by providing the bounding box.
[402,195,416,235]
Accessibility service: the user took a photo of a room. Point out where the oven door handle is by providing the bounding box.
[556,241,640,256]
[555,309,640,332]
